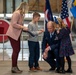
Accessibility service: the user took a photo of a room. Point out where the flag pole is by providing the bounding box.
[44,0,46,31]
[44,13,45,31]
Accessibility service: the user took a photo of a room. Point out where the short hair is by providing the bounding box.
[47,21,55,28]
[33,12,40,18]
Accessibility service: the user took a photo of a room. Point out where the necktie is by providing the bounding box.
[50,33,52,38]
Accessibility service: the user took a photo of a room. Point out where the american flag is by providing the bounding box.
[61,0,71,28]
[45,0,53,31]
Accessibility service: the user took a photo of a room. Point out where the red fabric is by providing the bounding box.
[46,43,49,48]
[66,17,71,28]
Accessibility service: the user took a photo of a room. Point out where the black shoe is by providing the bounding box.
[49,68,55,71]
[65,69,73,73]
[59,70,65,74]
[55,68,60,73]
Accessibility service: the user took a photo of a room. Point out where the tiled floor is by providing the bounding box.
[0,61,76,75]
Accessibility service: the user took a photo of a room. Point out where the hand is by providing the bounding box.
[57,30,60,34]
[40,29,44,32]
[23,26,28,31]
[38,29,44,34]
[45,46,50,53]
[43,52,48,59]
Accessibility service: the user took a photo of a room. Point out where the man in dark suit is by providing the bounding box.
[42,21,60,72]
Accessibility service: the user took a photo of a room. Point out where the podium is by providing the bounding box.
[0,19,9,42]
[0,27,4,34]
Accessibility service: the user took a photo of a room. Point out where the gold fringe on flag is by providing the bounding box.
[73,0,76,6]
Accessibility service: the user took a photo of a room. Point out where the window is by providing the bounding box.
[6,0,13,13]
[6,0,29,13]
[15,0,22,9]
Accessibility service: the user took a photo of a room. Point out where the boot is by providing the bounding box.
[11,67,22,73]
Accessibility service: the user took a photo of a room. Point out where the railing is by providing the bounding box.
[0,13,60,20]
[0,34,43,61]
[0,34,76,61]
[0,13,44,19]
